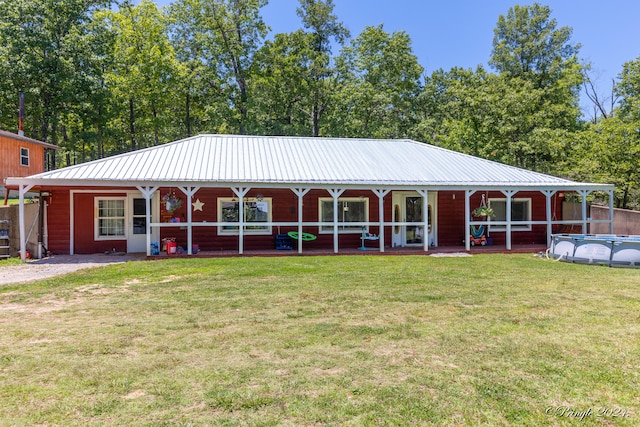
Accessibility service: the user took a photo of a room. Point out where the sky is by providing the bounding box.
[151,0,640,112]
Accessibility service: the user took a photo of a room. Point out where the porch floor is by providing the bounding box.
[149,244,547,259]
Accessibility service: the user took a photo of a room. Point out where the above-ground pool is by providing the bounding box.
[549,234,640,267]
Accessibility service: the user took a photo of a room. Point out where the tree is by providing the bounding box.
[169,0,268,135]
[0,0,112,165]
[251,30,317,135]
[331,25,423,138]
[97,0,180,151]
[489,3,580,89]
[616,57,640,121]
[296,0,349,136]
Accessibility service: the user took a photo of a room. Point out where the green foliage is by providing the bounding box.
[331,25,423,138]
[0,0,639,208]
[490,3,580,88]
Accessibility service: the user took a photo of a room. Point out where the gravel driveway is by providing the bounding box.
[0,254,145,286]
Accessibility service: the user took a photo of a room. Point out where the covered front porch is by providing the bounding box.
[9,182,615,261]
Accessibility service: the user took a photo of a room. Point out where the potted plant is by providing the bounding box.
[472,205,494,218]
[162,192,183,213]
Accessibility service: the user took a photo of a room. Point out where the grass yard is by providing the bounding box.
[0,254,639,426]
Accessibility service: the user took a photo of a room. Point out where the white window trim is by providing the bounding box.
[217,197,272,235]
[489,197,532,232]
[318,197,370,234]
[20,147,29,167]
[94,197,127,240]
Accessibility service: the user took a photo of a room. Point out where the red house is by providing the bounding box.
[1,129,58,202]
[6,135,613,260]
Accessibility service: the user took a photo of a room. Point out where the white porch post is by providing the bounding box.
[609,189,615,234]
[232,187,250,254]
[503,190,516,251]
[465,190,472,251]
[179,186,199,255]
[137,186,159,256]
[579,190,590,234]
[292,188,310,254]
[543,190,556,248]
[417,189,429,252]
[373,189,390,252]
[328,188,345,254]
[19,184,34,262]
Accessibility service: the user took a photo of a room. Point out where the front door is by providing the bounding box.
[392,192,437,247]
[128,194,158,253]
[405,196,424,245]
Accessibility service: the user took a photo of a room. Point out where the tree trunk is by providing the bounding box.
[129,97,136,152]
[186,90,192,137]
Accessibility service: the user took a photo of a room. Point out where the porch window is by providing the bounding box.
[95,198,126,239]
[489,198,532,231]
[319,198,369,233]
[20,148,29,166]
[218,198,272,235]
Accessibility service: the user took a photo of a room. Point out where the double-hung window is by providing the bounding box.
[218,198,272,235]
[20,148,29,166]
[489,198,532,231]
[319,198,369,233]
[95,198,126,239]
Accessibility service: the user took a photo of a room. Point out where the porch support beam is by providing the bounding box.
[137,186,159,256]
[578,190,590,234]
[501,190,516,251]
[327,188,345,254]
[292,188,310,254]
[542,190,556,248]
[416,189,429,252]
[373,189,390,252]
[232,187,250,254]
[464,190,474,251]
[179,186,199,255]
[19,184,34,262]
[608,189,615,234]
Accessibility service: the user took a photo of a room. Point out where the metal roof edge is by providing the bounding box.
[5,176,615,192]
[0,129,60,150]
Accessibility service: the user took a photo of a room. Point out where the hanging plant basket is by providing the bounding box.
[472,194,494,217]
[162,192,183,213]
[472,206,494,217]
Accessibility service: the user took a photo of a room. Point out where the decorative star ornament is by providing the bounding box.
[192,199,204,211]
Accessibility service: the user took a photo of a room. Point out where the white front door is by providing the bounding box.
[127,194,158,253]
[391,192,437,247]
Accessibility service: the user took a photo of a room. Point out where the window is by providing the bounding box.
[319,198,369,233]
[489,198,531,231]
[218,198,272,235]
[95,198,126,239]
[20,148,29,166]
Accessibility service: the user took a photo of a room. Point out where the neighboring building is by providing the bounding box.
[6,134,613,259]
[1,129,59,201]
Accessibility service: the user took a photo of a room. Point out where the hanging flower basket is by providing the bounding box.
[472,206,494,217]
[472,194,494,217]
[162,193,183,213]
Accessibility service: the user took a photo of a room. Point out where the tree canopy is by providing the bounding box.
[1,1,638,208]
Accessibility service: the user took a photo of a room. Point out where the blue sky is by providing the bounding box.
[152,0,640,111]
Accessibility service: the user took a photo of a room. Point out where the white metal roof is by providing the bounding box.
[6,134,611,190]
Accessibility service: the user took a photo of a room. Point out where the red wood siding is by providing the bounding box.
[74,192,128,254]
[46,189,71,254]
[0,135,47,180]
[45,186,564,254]
[432,190,564,247]
[160,188,386,252]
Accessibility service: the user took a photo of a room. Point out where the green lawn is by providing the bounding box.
[0,254,638,426]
